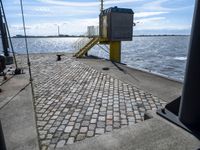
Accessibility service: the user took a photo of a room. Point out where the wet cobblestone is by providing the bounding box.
[16,54,166,149]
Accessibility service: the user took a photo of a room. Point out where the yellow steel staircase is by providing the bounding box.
[74,37,99,58]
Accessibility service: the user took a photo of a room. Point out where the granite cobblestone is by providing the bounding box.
[16,54,166,149]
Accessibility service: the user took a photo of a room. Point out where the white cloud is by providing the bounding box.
[136,17,166,23]
[136,24,191,30]
[141,0,171,11]
[135,11,168,18]
[6,0,193,35]
[10,24,32,31]
[39,7,96,16]
[141,0,193,12]
[9,18,99,36]
[10,14,191,36]
[135,17,191,30]
[33,7,51,12]
[14,8,97,18]
[37,0,142,7]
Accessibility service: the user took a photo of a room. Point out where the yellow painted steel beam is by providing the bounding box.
[99,38,110,44]
[110,41,121,63]
[75,37,99,58]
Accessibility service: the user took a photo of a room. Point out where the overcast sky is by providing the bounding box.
[3,0,195,36]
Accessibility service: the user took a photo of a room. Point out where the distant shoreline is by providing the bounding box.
[133,35,189,37]
[12,35,86,38]
[12,35,190,38]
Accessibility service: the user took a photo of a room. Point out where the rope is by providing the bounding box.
[0,82,31,110]
[0,0,18,69]
[97,44,109,54]
[19,0,35,99]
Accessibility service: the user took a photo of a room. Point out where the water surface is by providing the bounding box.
[1,36,190,81]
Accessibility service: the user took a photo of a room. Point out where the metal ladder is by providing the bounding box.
[73,37,99,58]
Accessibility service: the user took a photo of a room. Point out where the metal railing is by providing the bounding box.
[72,26,99,52]
[72,34,91,52]
[87,26,99,38]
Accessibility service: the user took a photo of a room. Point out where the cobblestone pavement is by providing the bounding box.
[17,54,166,149]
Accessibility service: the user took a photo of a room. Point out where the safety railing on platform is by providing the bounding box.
[74,37,99,58]
[87,26,99,38]
[72,37,91,52]
[72,26,99,52]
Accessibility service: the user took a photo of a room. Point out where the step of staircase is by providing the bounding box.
[74,37,99,58]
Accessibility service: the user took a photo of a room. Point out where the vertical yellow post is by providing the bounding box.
[110,41,121,63]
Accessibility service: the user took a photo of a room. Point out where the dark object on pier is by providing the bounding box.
[0,8,9,57]
[157,0,200,139]
[5,56,13,65]
[14,68,23,75]
[0,1,19,68]
[102,67,109,71]
[0,55,6,73]
[56,54,64,61]
[0,121,7,150]
[0,4,13,65]
[0,55,7,80]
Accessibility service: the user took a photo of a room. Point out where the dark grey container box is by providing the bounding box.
[99,7,134,41]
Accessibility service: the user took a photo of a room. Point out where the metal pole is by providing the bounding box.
[20,0,35,99]
[58,25,60,36]
[0,8,9,57]
[0,121,7,150]
[178,0,200,128]
[99,0,104,38]
[100,0,104,12]
[0,0,18,69]
[110,41,121,63]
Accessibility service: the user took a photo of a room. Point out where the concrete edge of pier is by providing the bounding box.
[58,111,200,150]
[0,74,39,150]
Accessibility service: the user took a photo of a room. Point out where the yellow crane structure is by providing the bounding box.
[74,1,134,63]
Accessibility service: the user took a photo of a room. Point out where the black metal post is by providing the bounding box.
[157,0,200,137]
[0,8,9,57]
[178,0,200,128]
[0,121,6,150]
[0,0,19,68]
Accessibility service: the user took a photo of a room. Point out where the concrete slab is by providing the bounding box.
[0,74,29,109]
[0,82,39,150]
[0,75,13,86]
[58,112,200,150]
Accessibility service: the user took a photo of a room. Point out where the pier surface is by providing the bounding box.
[29,54,166,149]
[0,53,199,150]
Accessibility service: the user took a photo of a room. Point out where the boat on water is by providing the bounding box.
[0,0,199,150]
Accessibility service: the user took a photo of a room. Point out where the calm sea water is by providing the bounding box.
[2,36,190,81]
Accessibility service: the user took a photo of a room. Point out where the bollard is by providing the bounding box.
[0,55,6,73]
[157,0,200,138]
[0,121,7,150]
[57,54,61,61]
